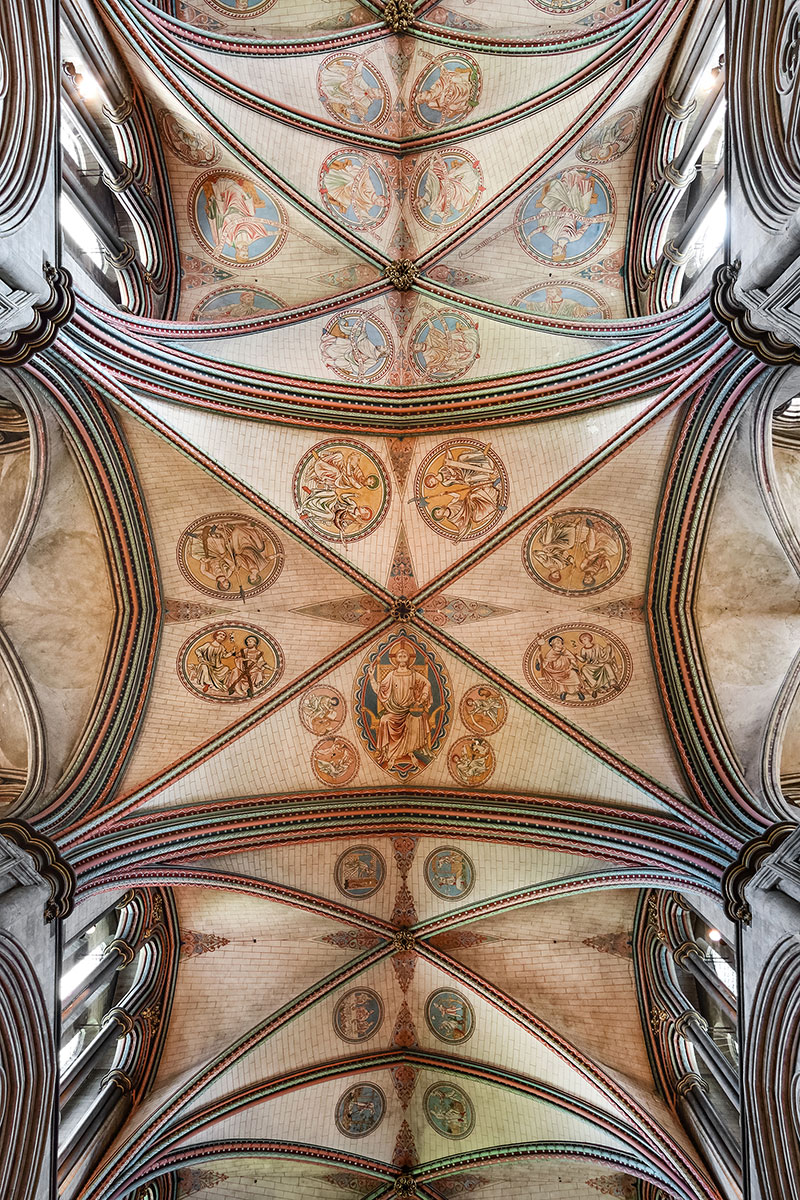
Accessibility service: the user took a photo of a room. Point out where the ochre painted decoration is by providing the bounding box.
[522,509,630,594]
[516,168,615,266]
[414,439,508,541]
[335,1083,386,1137]
[410,54,482,129]
[157,109,218,166]
[424,1082,475,1138]
[513,281,611,320]
[460,685,507,734]
[578,107,641,164]
[448,736,495,787]
[205,0,277,15]
[311,736,360,785]
[410,149,483,228]
[190,288,283,323]
[424,847,475,899]
[319,150,392,229]
[523,624,632,706]
[321,311,394,382]
[177,513,284,599]
[426,988,476,1042]
[353,632,451,780]
[334,846,386,899]
[333,988,384,1041]
[298,685,346,735]
[190,172,286,266]
[318,55,390,129]
[529,0,591,12]
[177,623,284,702]
[409,310,479,381]
[293,439,391,542]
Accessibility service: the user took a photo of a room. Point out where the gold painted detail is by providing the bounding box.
[394,929,416,952]
[385,259,418,291]
[390,597,414,621]
[384,0,413,33]
[394,1173,418,1196]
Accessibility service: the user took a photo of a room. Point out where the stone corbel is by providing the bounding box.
[0,819,75,919]
[721,819,796,921]
[0,265,74,367]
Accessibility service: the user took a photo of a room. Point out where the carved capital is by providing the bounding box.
[103,1006,134,1034]
[664,93,697,121]
[385,259,418,291]
[103,165,135,193]
[722,820,796,922]
[712,263,800,364]
[0,265,74,368]
[663,160,696,189]
[102,1068,133,1093]
[674,1008,707,1037]
[676,1070,708,1097]
[673,939,702,966]
[0,819,75,919]
[103,242,136,269]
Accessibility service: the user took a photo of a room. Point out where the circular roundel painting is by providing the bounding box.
[409,310,479,383]
[424,847,475,900]
[177,622,284,702]
[190,288,283,324]
[411,54,482,129]
[318,55,390,129]
[157,109,218,166]
[522,510,630,595]
[410,150,483,229]
[513,281,610,321]
[424,1082,475,1139]
[460,685,507,735]
[529,0,591,12]
[335,1083,386,1138]
[293,439,391,543]
[515,168,615,267]
[448,736,495,788]
[414,439,509,542]
[190,171,286,268]
[319,150,391,230]
[177,513,284,600]
[334,846,386,899]
[311,736,360,787]
[578,107,641,165]
[321,311,394,383]
[299,685,346,736]
[523,624,632,707]
[333,988,384,1042]
[426,988,475,1043]
[206,0,277,15]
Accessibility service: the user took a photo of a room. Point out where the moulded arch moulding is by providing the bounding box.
[0,1,56,232]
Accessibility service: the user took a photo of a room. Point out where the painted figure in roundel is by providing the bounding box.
[523,510,630,594]
[513,282,610,320]
[311,737,359,786]
[410,311,479,382]
[411,54,481,129]
[293,440,390,543]
[424,847,475,899]
[578,107,640,164]
[335,1083,386,1138]
[319,150,391,230]
[426,989,475,1043]
[205,0,277,16]
[333,989,384,1042]
[516,168,614,267]
[523,624,632,707]
[190,172,286,267]
[424,1082,475,1139]
[354,633,450,781]
[157,109,218,166]
[414,439,509,542]
[177,623,283,702]
[528,0,591,13]
[334,846,386,899]
[177,513,283,599]
[318,55,390,129]
[190,288,283,323]
[411,150,483,229]
[460,685,507,735]
[321,312,394,383]
[448,736,495,787]
[299,685,346,736]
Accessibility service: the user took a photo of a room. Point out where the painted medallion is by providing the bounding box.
[177,513,284,599]
[318,55,390,129]
[448,736,495,787]
[426,989,475,1043]
[409,311,479,382]
[353,632,451,781]
[414,439,508,542]
[311,736,360,786]
[522,510,630,594]
[299,685,346,735]
[157,109,218,166]
[578,107,641,164]
[523,624,632,707]
[319,150,391,230]
[177,623,283,702]
[460,685,507,735]
[424,1082,475,1139]
[424,847,475,899]
[516,168,614,267]
[321,311,394,382]
[190,288,283,323]
[334,846,386,899]
[513,281,610,320]
[411,150,483,229]
[190,172,286,267]
[411,54,482,129]
[205,0,277,15]
[335,1083,386,1137]
[333,988,384,1042]
[529,0,591,12]
[293,439,390,543]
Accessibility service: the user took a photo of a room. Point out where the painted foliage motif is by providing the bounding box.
[529,0,591,11]
[414,440,508,542]
[578,107,640,164]
[177,514,284,599]
[190,288,283,323]
[333,989,384,1042]
[311,736,360,786]
[513,282,610,320]
[158,110,218,166]
[426,989,475,1043]
[293,440,390,543]
[190,172,286,266]
[177,623,283,702]
[335,847,386,898]
[424,847,475,899]
[353,633,450,780]
[523,624,632,706]
[299,685,346,735]
[411,54,482,129]
[321,312,394,382]
[411,150,483,228]
[319,150,391,230]
[448,736,495,787]
[424,1082,475,1138]
[410,311,479,382]
[516,168,614,266]
[335,1083,386,1137]
[523,510,630,594]
[460,685,507,735]
[318,55,390,129]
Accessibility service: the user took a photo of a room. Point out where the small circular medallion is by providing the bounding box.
[335,1083,386,1138]
[190,287,283,323]
[157,110,218,166]
[319,150,391,230]
[189,171,286,268]
[460,686,507,735]
[299,685,346,735]
[205,0,277,15]
[512,281,610,321]
[334,847,387,899]
[318,55,390,129]
[410,54,482,129]
[522,510,630,594]
[528,0,591,12]
[409,311,479,382]
[424,847,475,899]
[311,736,360,786]
[410,149,483,229]
[414,439,508,542]
[333,988,384,1042]
[424,1082,475,1139]
[321,311,394,382]
[447,736,495,787]
[426,989,475,1043]
[177,513,283,599]
[578,107,640,164]
[177,623,283,702]
[523,624,632,707]
[293,439,390,543]
[516,168,614,267]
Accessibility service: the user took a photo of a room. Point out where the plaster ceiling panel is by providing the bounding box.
[169,0,375,38]
[157,1159,384,1200]
[423,1159,643,1199]
[0,431,29,564]
[417,0,630,32]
